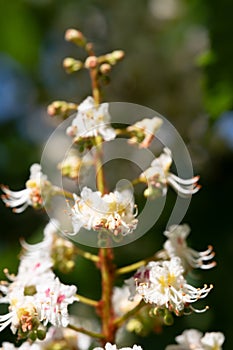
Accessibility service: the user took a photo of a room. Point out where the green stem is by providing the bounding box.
[76,294,99,307]
[74,247,99,263]
[116,259,148,275]
[53,186,74,200]
[114,300,145,327]
[94,136,106,194]
[68,324,104,339]
[116,253,160,275]
[115,128,130,136]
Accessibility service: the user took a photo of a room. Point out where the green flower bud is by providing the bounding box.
[29,331,37,341]
[37,328,47,340]
[24,285,37,296]
[163,311,174,326]
[63,57,83,73]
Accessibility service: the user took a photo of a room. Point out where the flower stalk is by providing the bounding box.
[98,247,116,344]
[68,323,105,340]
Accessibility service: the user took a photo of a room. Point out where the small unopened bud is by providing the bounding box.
[65,28,86,46]
[47,101,78,119]
[106,50,125,65]
[63,57,83,73]
[144,186,162,199]
[112,50,125,61]
[164,311,174,325]
[24,285,37,296]
[29,331,37,341]
[85,55,98,69]
[100,63,111,74]
[37,328,46,340]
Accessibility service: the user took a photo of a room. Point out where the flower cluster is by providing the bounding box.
[126,257,213,316]
[0,220,77,340]
[70,186,138,237]
[165,329,225,350]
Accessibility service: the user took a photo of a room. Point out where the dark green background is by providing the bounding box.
[0,0,233,349]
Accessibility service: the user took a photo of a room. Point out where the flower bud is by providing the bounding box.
[144,185,164,199]
[24,285,37,296]
[37,328,46,340]
[100,63,112,74]
[112,50,125,61]
[63,57,83,73]
[47,101,78,119]
[65,28,86,46]
[105,50,125,65]
[85,55,98,69]
[29,331,37,341]
[163,311,174,325]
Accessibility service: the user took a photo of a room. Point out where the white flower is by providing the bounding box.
[127,117,163,148]
[70,186,138,237]
[165,329,203,349]
[1,164,53,213]
[112,285,142,317]
[126,257,213,315]
[163,224,216,270]
[0,277,77,334]
[0,220,77,336]
[66,96,116,142]
[20,219,76,273]
[0,291,39,334]
[20,219,59,258]
[36,277,77,327]
[10,221,59,290]
[93,343,143,350]
[201,332,225,350]
[140,148,200,199]
[165,329,225,350]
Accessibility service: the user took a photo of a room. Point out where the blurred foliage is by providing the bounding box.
[0,0,233,349]
[185,0,233,120]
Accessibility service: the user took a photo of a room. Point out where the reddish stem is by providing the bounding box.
[97,247,116,345]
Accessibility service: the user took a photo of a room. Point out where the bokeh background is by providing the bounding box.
[0,0,233,349]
